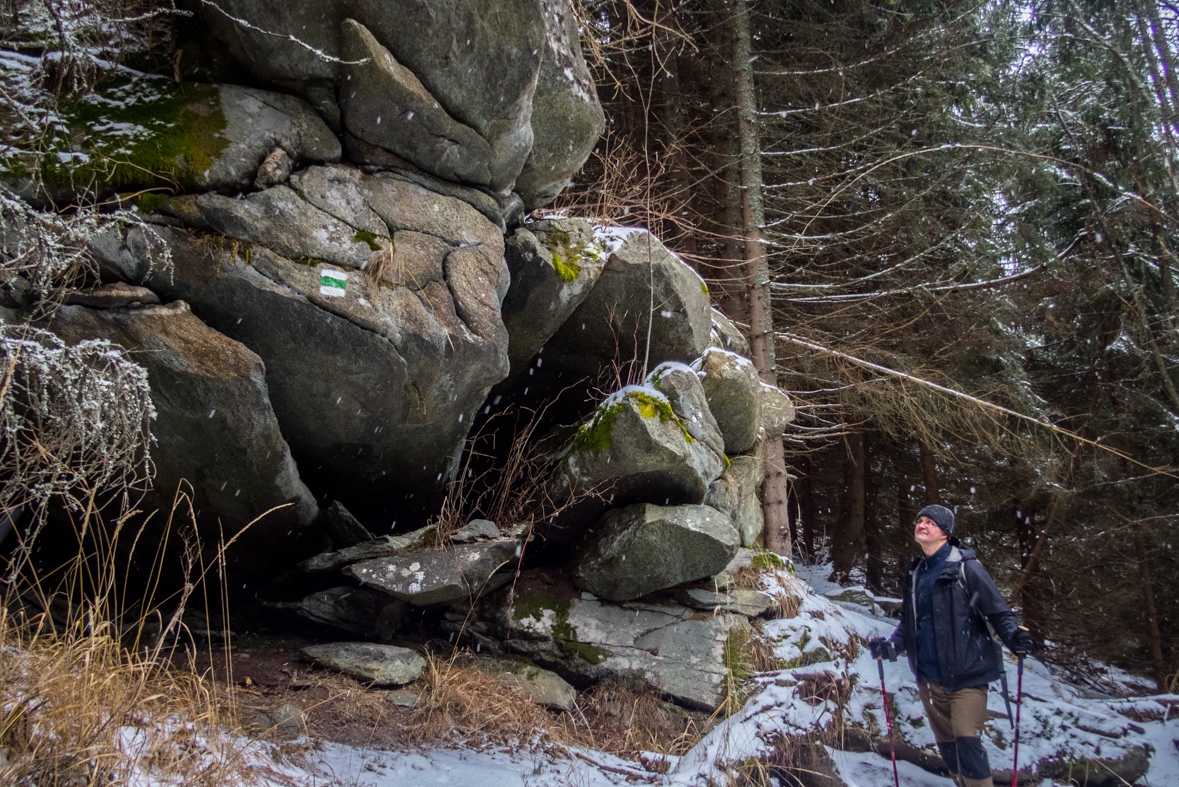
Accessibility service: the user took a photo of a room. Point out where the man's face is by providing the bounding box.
[914,515,947,549]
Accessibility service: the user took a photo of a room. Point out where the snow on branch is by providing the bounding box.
[0,324,155,515]
[775,331,1179,480]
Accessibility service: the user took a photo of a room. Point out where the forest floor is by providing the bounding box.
[5,562,1178,787]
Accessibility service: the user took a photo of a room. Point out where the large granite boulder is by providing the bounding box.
[646,361,724,456]
[501,218,605,381]
[545,230,713,381]
[694,348,762,455]
[344,538,518,606]
[549,386,726,533]
[706,455,765,548]
[514,1,606,209]
[194,0,602,201]
[92,166,510,516]
[2,75,339,205]
[42,300,319,572]
[340,19,504,189]
[495,586,751,711]
[572,503,739,602]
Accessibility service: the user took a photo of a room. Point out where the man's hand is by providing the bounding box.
[869,637,897,661]
[1011,627,1038,657]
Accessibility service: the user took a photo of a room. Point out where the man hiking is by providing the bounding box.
[871,504,1037,787]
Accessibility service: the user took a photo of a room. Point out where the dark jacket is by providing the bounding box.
[890,541,1020,692]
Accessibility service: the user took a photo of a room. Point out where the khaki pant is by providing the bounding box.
[918,679,993,787]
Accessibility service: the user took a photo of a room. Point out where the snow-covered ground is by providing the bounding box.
[94,563,1179,786]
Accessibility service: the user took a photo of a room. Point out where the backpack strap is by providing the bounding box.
[959,559,1002,643]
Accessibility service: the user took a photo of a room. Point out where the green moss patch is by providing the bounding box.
[572,401,623,453]
[6,72,230,193]
[751,551,787,571]
[353,230,384,251]
[135,192,166,214]
[561,640,612,665]
[542,229,598,283]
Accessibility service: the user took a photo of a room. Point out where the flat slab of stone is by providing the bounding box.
[298,527,434,574]
[272,587,407,641]
[673,588,775,618]
[345,539,518,606]
[301,642,426,686]
[497,589,750,712]
[451,519,500,544]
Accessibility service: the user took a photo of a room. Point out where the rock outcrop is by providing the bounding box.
[193,0,602,203]
[545,230,713,380]
[43,300,319,571]
[571,503,739,601]
[93,164,511,516]
[493,585,750,711]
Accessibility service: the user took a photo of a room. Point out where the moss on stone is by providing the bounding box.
[135,192,166,214]
[561,640,612,665]
[701,281,710,295]
[512,588,574,638]
[353,230,382,251]
[33,76,230,191]
[572,401,623,453]
[751,551,787,571]
[542,229,587,283]
[633,391,674,422]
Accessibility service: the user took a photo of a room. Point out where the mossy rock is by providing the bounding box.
[2,73,338,204]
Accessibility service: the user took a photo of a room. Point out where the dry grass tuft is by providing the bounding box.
[0,606,260,786]
[749,627,786,674]
[407,653,556,746]
[575,679,706,757]
[731,561,806,619]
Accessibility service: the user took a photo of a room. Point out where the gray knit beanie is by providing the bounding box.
[915,504,955,536]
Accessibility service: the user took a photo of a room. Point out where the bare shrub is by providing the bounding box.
[0,324,155,522]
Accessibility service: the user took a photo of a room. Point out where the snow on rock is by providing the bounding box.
[667,561,1179,787]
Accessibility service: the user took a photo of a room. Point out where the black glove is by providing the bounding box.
[1011,628,1038,657]
[869,637,897,661]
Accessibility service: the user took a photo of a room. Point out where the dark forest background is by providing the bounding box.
[553,0,1179,691]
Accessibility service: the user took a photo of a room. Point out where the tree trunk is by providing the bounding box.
[733,0,790,556]
[1014,502,1045,638]
[1130,518,1168,692]
[917,437,940,505]
[831,431,866,583]
[863,432,883,593]
[796,455,817,560]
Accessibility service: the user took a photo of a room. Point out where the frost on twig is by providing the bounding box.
[0,323,155,516]
[1,188,173,317]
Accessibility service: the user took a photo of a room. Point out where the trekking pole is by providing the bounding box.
[875,645,901,787]
[1011,649,1026,787]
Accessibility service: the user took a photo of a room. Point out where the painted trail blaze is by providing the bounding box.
[320,270,348,297]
